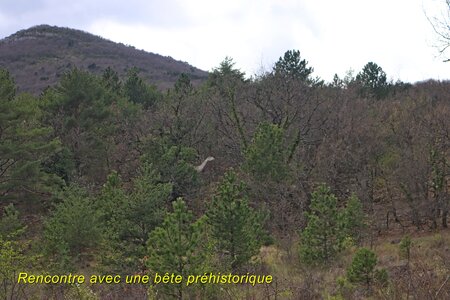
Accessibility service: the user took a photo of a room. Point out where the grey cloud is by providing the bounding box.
[0,0,47,15]
[0,0,192,38]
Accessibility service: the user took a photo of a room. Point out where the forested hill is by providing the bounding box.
[0,25,208,94]
[0,44,449,298]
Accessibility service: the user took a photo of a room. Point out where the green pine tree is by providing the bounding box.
[208,58,248,149]
[95,171,131,272]
[399,235,412,265]
[355,62,389,99]
[0,69,61,199]
[244,122,287,182]
[339,193,366,245]
[346,248,378,291]
[147,198,207,300]
[96,165,172,273]
[274,49,313,81]
[299,184,340,265]
[101,67,122,93]
[44,185,102,270]
[0,204,25,239]
[96,171,128,235]
[141,138,198,199]
[41,68,117,184]
[125,162,172,264]
[124,68,161,108]
[206,171,264,270]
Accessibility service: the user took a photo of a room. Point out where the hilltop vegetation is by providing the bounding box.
[0,25,208,94]
[0,47,449,299]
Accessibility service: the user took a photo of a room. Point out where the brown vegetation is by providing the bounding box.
[0,25,208,94]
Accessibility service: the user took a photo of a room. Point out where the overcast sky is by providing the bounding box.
[1,0,449,83]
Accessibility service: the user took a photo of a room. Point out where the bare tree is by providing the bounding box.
[426,0,450,62]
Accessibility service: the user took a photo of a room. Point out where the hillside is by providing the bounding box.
[0,44,449,299]
[0,25,208,94]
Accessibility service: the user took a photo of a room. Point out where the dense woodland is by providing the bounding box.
[0,50,449,299]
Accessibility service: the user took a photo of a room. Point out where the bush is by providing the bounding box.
[399,235,412,262]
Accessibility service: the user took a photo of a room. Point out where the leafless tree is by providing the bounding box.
[425,0,450,62]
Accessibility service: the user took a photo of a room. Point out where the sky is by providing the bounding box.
[0,0,449,83]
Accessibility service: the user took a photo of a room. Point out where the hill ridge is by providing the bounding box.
[0,24,208,93]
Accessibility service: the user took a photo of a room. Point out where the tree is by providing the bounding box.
[209,57,246,85]
[0,237,37,300]
[208,57,248,150]
[102,66,122,93]
[330,73,345,88]
[299,184,341,265]
[346,248,378,291]
[158,74,208,147]
[244,122,287,182]
[274,49,313,81]
[124,68,161,108]
[42,69,116,184]
[0,69,61,198]
[355,62,388,99]
[96,171,128,235]
[0,68,15,100]
[147,198,207,300]
[384,94,449,229]
[43,68,143,186]
[44,185,102,270]
[206,171,265,270]
[425,0,450,62]
[94,171,131,272]
[399,235,412,265]
[0,204,25,239]
[141,138,198,200]
[0,197,35,299]
[339,193,366,244]
[126,162,172,253]
[95,164,172,273]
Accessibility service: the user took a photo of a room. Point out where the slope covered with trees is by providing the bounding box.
[0,48,449,299]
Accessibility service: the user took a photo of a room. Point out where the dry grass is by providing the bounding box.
[235,229,450,300]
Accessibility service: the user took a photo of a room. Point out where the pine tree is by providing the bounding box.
[274,49,313,81]
[124,68,161,108]
[355,62,388,99]
[102,67,122,93]
[41,68,116,184]
[44,185,102,270]
[339,193,365,244]
[126,162,172,260]
[96,165,172,273]
[0,204,25,238]
[147,198,207,300]
[96,171,128,236]
[206,171,264,270]
[346,248,378,291]
[399,235,412,265]
[244,122,287,182]
[141,138,198,199]
[0,69,61,198]
[208,58,248,149]
[95,171,131,272]
[299,184,340,265]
